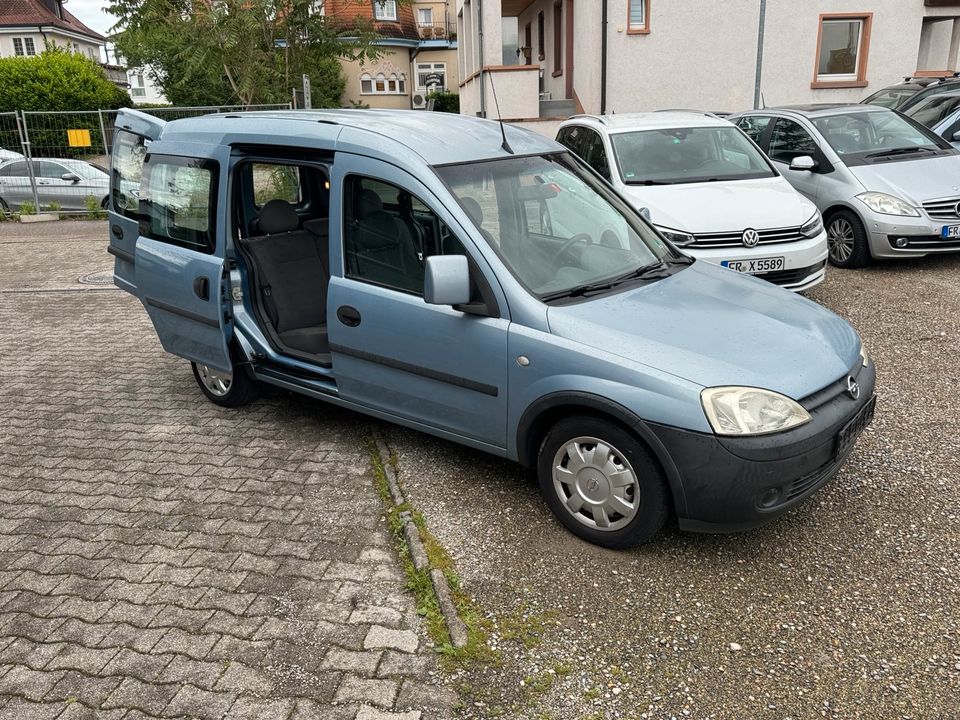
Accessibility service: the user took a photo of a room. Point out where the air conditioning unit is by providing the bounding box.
[412,93,427,109]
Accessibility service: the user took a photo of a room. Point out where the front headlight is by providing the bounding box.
[856,192,920,217]
[701,386,812,436]
[859,343,869,368]
[655,226,696,247]
[800,211,824,238]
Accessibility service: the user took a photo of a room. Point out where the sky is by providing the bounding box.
[67,0,118,36]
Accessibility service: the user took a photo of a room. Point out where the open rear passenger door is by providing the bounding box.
[108,109,233,373]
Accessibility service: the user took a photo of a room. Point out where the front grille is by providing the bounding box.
[921,197,960,221]
[784,458,837,501]
[756,260,826,287]
[693,225,806,248]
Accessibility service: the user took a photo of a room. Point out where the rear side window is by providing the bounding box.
[252,163,302,207]
[112,130,149,221]
[139,156,218,254]
[737,116,772,144]
[0,160,27,177]
[579,130,611,180]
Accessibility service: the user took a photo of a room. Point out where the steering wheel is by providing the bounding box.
[550,233,594,264]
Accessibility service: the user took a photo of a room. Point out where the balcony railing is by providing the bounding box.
[417,21,456,41]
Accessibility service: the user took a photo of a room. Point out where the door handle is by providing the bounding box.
[337,305,362,327]
[193,276,210,301]
[111,224,123,240]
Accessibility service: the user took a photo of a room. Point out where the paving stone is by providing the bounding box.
[377,652,436,679]
[355,704,423,720]
[226,695,295,719]
[320,648,382,675]
[101,677,180,716]
[348,605,404,628]
[0,664,64,701]
[213,661,274,695]
[333,674,398,708]
[396,680,459,711]
[363,626,419,654]
[162,684,236,719]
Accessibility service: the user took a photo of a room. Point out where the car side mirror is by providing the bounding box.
[789,156,817,172]
[638,207,652,221]
[424,255,471,307]
[61,173,81,183]
[952,131,960,142]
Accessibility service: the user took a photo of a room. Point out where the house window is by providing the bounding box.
[416,62,446,90]
[360,71,406,94]
[813,13,872,88]
[310,0,325,16]
[13,38,36,56]
[361,74,373,93]
[552,2,562,76]
[418,7,432,24]
[373,0,397,21]
[628,0,650,34]
[537,11,545,60]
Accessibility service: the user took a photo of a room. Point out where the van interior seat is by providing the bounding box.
[241,198,330,357]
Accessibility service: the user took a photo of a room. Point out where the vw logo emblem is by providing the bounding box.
[846,376,861,400]
[742,228,760,248]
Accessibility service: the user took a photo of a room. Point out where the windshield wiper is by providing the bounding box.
[865,146,937,159]
[539,261,673,302]
[624,179,673,185]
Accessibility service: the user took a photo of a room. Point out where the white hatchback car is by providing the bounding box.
[557,112,829,291]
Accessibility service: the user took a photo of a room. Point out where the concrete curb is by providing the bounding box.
[374,432,468,649]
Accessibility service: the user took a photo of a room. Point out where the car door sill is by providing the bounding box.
[145,298,219,327]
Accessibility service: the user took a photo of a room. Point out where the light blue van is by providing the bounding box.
[108,108,876,548]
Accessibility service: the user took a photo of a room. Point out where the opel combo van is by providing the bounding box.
[108,109,876,548]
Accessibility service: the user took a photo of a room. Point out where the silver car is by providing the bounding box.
[731,104,960,268]
[903,91,960,149]
[0,158,109,212]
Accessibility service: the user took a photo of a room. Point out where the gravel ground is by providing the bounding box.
[385,255,960,720]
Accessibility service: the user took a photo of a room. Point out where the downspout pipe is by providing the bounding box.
[601,0,608,114]
[753,0,767,109]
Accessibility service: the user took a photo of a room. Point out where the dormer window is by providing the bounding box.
[373,0,397,21]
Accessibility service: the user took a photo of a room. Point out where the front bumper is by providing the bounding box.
[863,210,960,259]
[649,359,877,533]
[688,233,828,292]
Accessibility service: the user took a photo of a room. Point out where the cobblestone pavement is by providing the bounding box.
[0,221,456,719]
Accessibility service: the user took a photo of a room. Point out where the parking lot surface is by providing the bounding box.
[0,221,454,719]
[387,254,960,718]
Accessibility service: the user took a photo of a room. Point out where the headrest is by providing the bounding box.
[357,210,399,249]
[358,189,383,216]
[460,196,484,226]
[258,199,299,235]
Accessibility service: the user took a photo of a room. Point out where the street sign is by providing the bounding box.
[302,74,312,109]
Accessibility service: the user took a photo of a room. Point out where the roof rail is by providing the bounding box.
[567,113,607,125]
[654,108,720,119]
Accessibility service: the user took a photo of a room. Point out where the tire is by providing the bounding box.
[825,210,871,269]
[191,358,258,408]
[537,416,670,548]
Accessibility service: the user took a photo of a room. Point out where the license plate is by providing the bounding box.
[942,225,960,238]
[721,256,785,274]
[835,395,877,457]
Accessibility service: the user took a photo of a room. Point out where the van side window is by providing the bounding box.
[343,175,465,295]
[111,130,150,221]
[252,163,302,207]
[139,156,218,254]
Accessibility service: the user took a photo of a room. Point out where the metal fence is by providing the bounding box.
[0,104,291,216]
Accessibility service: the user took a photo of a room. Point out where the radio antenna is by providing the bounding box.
[487,72,514,154]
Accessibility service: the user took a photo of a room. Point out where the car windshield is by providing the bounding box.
[863,87,920,109]
[904,94,960,127]
[609,126,776,185]
[435,153,680,301]
[812,111,947,158]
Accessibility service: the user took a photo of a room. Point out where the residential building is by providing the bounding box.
[126,69,168,106]
[457,0,960,130]
[0,0,105,62]
[328,0,459,109]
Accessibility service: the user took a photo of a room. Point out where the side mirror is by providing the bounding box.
[951,131,960,142]
[61,173,81,183]
[424,255,471,307]
[638,207,652,221]
[789,155,817,172]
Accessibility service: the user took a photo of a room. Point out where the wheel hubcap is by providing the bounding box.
[197,364,232,397]
[552,436,640,532]
[827,218,855,263]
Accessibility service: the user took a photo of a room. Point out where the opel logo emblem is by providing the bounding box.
[587,478,600,493]
[846,376,860,400]
[742,228,760,248]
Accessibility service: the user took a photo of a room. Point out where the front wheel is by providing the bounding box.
[191,361,257,408]
[537,416,670,548]
[826,210,871,268]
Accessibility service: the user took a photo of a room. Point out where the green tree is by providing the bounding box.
[0,47,130,112]
[109,0,384,108]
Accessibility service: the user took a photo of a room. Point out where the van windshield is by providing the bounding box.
[435,153,684,302]
[609,126,776,185]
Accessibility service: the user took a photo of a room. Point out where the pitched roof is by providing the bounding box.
[325,0,420,42]
[0,0,105,42]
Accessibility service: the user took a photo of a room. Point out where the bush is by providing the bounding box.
[427,92,460,114]
[0,47,130,112]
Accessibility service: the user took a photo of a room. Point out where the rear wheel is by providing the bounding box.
[191,360,257,408]
[826,210,870,268]
[537,416,669,548]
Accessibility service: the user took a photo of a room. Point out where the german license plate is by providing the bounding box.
[835,395,877,457]
[941,225,960,238]
[721,256,785,274]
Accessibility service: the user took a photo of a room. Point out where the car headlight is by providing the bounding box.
[859,343,869,368]
[701,386,812,436]
[800,211,824,238]
[655,226,696,247]
[856,192,919,217]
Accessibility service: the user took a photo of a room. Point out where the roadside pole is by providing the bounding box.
[15,111,40,213]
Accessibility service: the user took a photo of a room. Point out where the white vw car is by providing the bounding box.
[557,112,829,291]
